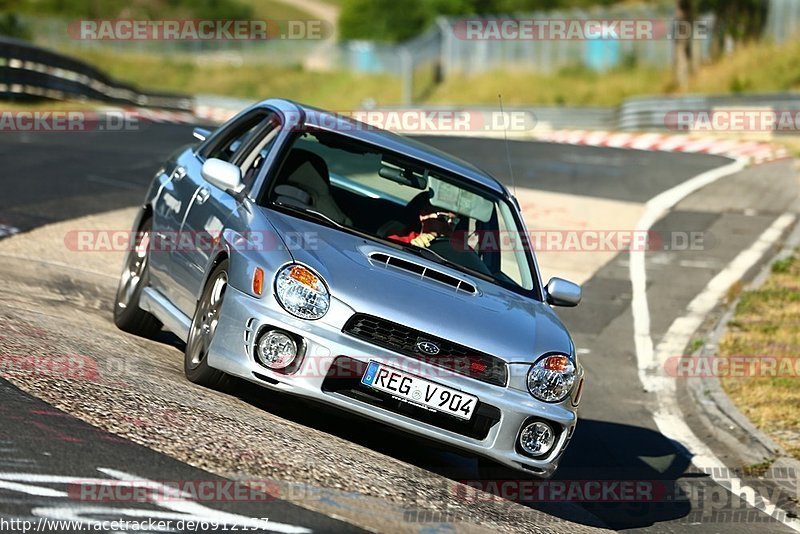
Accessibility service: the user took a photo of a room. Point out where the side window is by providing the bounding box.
[201,111,271,163]
[496,202,534,290]
[240,117,281,190]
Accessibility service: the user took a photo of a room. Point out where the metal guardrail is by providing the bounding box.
[0,36,192,110]
[618,93,800,132]
[527,106,615,131]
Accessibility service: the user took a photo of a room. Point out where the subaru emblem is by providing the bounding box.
[415,340,440,355]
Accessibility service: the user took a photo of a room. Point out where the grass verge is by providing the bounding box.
[62,49,402,109]
[719,249,800,460]
[426,65,671,107]
[52,37,800,110]
[426,39,800,107]
[238,0,315,21]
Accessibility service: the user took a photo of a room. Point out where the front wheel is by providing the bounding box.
[113,216,162,337]
[184,260,229,388]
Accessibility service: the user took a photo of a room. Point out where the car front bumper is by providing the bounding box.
[207,285,581,477]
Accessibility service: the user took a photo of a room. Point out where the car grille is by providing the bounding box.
[342,314,508,387]
[321,356,501,440]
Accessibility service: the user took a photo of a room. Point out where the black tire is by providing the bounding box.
[113,216,162,337]
[184,260,229,388]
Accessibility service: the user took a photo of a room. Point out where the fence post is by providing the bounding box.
[436,17,451,81]
[401,47,413,106]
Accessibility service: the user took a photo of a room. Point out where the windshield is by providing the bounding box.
[263,129,537,294]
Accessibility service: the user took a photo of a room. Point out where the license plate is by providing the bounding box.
[361,361,478,420]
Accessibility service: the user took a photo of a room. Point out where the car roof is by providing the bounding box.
[258,98,510,197]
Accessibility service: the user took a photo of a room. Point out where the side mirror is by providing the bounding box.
[545,277,581,307]
[201,158,242,193]
[193,127,211,141]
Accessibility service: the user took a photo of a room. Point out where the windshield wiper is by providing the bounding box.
[275,201,343,228]
[273,201,376,242]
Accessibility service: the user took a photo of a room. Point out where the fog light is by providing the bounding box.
[519,421,555,457]
[256,330,298,370]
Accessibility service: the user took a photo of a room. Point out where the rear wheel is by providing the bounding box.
[184,260,229,388]
[113,216,162,337]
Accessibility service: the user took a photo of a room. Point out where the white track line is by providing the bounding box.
[630,158,800,531]
[0,481,67,497]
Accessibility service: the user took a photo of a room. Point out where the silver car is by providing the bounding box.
[113,99,584,477]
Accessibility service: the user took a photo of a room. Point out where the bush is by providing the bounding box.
[2,0,253,19]
[338,0,623,43]
[771,255,796,274]
[0,13,31,40]
[339,0,431,43]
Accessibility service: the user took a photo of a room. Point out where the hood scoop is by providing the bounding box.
[368,252,478,295]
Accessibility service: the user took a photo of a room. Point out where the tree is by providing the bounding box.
[673,0,769,89]
[338,0,621,43]
[699,0,769,59]
[0,13,31,40]
[339,0,431,43]
[674,0,696,91]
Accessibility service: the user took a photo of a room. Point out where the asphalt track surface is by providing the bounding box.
[1,122,797,532]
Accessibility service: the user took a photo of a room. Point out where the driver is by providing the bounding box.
[388,202,459,248]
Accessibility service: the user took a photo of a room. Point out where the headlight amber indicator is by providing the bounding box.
[288,265,319,288]
[542,354,570,373]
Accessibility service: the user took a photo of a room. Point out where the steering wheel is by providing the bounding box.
[428,236,492,276]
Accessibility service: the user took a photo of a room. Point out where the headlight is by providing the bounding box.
[274,264,330,320]
[527,354,575,403]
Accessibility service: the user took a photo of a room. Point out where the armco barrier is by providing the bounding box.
[618,93,800,133]
[0,36,192,111]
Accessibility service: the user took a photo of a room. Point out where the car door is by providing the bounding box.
[148,154,202,301]
[169,109,281,316]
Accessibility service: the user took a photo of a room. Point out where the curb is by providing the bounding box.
[193,103,239,124]
[681,205,800,502]
[120,107,197,124]
[91,106,198,125]
[534,129,790,166]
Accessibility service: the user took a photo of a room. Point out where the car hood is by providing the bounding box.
[265,209,573,363]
